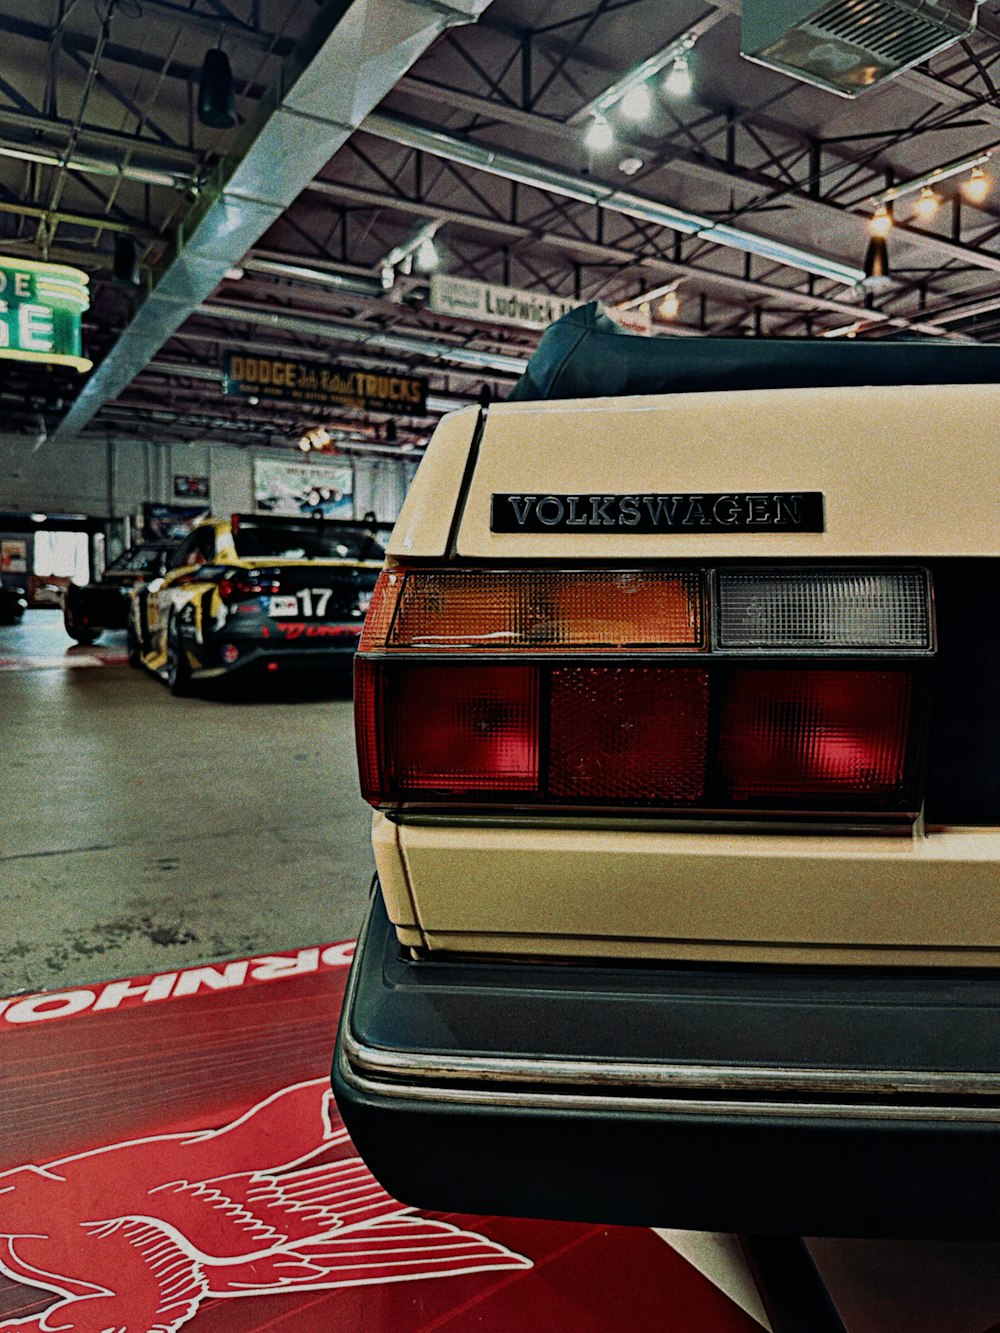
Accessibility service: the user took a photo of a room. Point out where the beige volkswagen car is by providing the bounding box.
[334,307,1000,1238]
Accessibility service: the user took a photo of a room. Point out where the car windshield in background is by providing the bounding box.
[233,523,385,562]
[109,546,172,573]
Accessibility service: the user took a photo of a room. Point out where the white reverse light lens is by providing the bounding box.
[717,568,933,652]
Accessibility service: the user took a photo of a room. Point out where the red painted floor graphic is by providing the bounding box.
[0,946,763,1333]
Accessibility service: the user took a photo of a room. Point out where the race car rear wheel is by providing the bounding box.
[166,613,194,697]
[126,618,142,668]
[66,627,99,645]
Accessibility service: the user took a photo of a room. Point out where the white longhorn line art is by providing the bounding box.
[0,1078,531,1333]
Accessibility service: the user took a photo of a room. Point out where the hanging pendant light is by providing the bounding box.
[113,235,141,287]
[198,47,237,129]
[862,235,891,293]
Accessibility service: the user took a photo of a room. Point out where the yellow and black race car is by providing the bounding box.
[127,513,387,694]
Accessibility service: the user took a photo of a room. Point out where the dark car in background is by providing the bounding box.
[0,583,28,624]
[63,543,177,644]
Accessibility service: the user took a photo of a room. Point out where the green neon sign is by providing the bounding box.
[0,257,92,373]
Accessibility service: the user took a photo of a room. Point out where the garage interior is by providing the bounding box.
[2,1,1000,1329]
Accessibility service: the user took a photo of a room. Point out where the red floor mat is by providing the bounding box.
[0,946,762,1332]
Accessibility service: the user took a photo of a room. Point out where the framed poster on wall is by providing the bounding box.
[142,503,210,541]
[253,458,353,517]
[1,538,28,574]
[174,474,210,499]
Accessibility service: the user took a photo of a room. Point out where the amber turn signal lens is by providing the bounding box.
[361,568,703,652]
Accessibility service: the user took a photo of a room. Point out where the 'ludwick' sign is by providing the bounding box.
[223,352,428,415]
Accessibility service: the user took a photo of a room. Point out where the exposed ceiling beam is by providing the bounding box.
[0,108,201,170]
[51,0,499,447]
[386,81,1000,278]
[0,199,157,239]
[361,110,865,285]
[198,300,529,375]
[304,178,880,320]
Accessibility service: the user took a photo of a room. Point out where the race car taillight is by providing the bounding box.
[356,567,932,819]
[218,572,282,602]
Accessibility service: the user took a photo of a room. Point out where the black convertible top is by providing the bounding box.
[507,302,1000,402]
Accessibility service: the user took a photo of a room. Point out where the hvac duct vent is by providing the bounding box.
[741,0,979,97]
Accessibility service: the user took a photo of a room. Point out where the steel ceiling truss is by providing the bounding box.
[49,0,502,446]
[302,137,916,334]
[4,0,1000,445]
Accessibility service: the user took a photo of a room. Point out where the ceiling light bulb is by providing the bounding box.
[585,116,614,152]
[964,165,991,204]
[914,186,939,220]
[297,436,311,452]
[618,155,643,176]
[620,83,653,121]
[660,290,680,319]
[415,237,439,271]
[869,204,892,238]
[664,54,692,98]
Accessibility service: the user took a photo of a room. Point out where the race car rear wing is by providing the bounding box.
[231,513,395,534]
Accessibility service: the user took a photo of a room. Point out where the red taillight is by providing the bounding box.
[720,669,913,803]
[356,662,539,802]
[355,566,930,818]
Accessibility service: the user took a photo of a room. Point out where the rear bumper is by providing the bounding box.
[334,890,1000,1238]
[188,624,360,678]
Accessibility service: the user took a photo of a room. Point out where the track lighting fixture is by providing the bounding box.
[913,187,939,220]
[585,116,614,152]
[964,166,991,204]
[868,205,892,239]
[664,54,693,97]
[620,83,653,121]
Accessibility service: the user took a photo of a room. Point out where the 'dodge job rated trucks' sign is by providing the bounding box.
[0,258,92,372]
[223,352,428,415]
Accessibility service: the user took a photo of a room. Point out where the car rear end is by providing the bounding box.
[187,516,384,679]
[334,388,1000,1238]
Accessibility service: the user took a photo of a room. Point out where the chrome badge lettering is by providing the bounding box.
[491,492,825,534]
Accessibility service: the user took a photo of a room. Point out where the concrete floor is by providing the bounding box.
[0,611,374,994]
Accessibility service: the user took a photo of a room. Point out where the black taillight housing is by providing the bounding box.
[355,565,933,823]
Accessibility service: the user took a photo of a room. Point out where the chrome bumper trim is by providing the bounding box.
[337,1042,1000,1123]
[341,1025,1000,1100]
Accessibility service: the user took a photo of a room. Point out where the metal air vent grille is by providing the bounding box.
[813,0,962,65]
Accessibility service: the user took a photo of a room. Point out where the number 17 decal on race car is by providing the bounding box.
[269,588,335,617]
